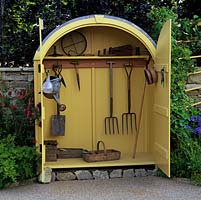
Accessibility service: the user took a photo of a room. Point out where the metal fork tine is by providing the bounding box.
[109,119,111,135]
[126,114,128,134]
[122,114,124,134]
[115,117,119,134]
[130,114,133,133]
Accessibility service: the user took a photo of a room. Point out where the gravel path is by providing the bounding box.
[1,176,201,200]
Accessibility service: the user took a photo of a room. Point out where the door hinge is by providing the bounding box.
[38,64,41,73]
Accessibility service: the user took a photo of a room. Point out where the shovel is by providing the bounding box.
[51,103,65,136]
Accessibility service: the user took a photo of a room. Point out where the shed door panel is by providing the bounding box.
[153,20,171,177]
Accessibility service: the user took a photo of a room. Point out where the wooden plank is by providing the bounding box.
[153,104,169,117]
[44,153,155,168]
[43,58,148,69]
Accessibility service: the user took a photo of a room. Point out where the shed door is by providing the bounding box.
[153,20,171,177]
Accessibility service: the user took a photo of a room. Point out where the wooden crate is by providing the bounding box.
[45,140,57,162]
[57,148,83,159]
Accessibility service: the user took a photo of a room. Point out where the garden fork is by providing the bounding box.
[122,63,137,134]
[104,61,119,135]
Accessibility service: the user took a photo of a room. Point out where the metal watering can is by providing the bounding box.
[43,73,66,111]
[43,73,66,136]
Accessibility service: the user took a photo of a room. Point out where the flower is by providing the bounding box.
[7,91,12,96]
[186,115,201,137]
[10,105,17,110]
[190,116,196,122]
[195,127,201,135]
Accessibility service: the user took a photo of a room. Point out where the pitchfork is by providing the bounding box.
[104,61,119,135]
[122,63,137,134]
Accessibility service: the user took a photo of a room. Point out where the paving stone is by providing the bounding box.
[56,172,76,181]
[51,172,56,182]
[93,170,109,180]
[110,169,122,178]
[38,168,52,183]
[75,170,93,180]
[123,169,135,178]
[135,168,147,177]
[147,168,158,176]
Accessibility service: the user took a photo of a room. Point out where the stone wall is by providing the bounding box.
[186,71,201,110]
[0,67,34,89]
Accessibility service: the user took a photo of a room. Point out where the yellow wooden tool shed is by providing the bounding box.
[33,15,171,182]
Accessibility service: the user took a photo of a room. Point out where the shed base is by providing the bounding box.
[44,152,155,169]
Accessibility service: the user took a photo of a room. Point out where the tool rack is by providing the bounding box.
[33,15,171,182]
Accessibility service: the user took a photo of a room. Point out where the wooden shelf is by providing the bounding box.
[44,153,155,169]
[44,55,150,60]
[43,55,149,69]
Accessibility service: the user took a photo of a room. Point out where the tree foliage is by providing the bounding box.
[1,0,175,67]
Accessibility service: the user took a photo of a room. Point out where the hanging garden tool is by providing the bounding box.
[52,63,66,87]
[51,103,65,136]
[122,63,137,134]
[43,70,66,112]
[104,61,119,135]
[70,61,80,91]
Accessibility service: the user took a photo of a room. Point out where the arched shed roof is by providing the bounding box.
[34,15,156,61]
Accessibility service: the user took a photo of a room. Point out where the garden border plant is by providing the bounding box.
[0,80,40,188]
[147,6,201,185]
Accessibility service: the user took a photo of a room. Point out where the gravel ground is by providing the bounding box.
[1,176,201,200]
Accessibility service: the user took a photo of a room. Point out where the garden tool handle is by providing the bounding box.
[128,83,131,113]
[124,64,133,113]
[110,97,113,117]
[107,61,115,116]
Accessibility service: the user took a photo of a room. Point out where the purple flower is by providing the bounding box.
[190,116,195,122]
[185,125,194,133]
[195,115,201,121]
[195,127,201,135]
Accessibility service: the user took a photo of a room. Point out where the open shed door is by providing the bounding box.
[153,20,171,177]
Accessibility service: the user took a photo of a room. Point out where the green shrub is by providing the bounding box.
[0,135,39,189]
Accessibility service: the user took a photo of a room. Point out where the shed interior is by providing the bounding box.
[34,18,170,176]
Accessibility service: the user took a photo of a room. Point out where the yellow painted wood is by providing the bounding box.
[33,61,41,149]
[44,153,155,169]
[94,68,148,156]
[44,55,150,60]
[152,20,171,177]
[39,18,45,183]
